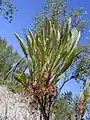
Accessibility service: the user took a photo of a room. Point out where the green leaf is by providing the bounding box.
[26,35,32,57]
[28,29,35,48]
[14,33,27,57]
[14,72,27,86]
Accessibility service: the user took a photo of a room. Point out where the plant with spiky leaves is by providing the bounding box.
[75,79,90,120]
[10,17,81,120]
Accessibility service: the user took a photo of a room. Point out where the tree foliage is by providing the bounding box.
[52,91,74,120]
[0,0,16,22]
[0,38,21,80]
[34,0,88,33]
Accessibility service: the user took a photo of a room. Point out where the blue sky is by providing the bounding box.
[0,0,90,95]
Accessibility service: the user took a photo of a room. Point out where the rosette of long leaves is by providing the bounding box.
[14,17,81,86]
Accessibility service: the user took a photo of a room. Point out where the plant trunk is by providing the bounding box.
[41,107,49,120]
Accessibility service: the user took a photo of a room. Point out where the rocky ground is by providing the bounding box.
[0,85,40,120]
